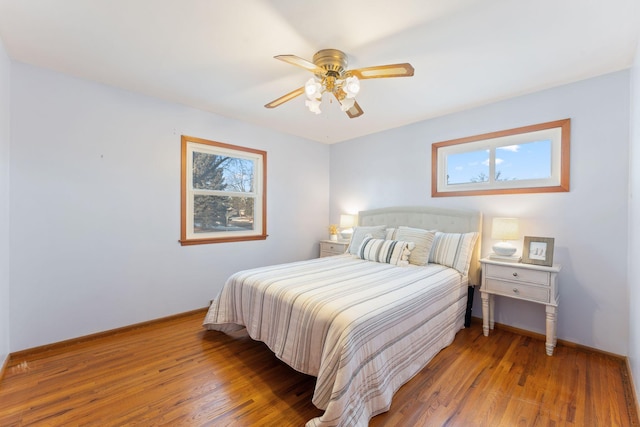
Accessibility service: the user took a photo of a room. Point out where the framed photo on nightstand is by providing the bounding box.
[521,236,555,267]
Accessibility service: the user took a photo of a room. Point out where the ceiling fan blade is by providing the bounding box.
[348,63,414,80]
[274,54,326,75]
[345,100,364,118]
[264,86,305,109]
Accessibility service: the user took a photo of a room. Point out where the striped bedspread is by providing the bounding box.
[203,254,468,427]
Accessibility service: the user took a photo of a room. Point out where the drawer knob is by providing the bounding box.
[512,288,519,294]
[512,272,518,277]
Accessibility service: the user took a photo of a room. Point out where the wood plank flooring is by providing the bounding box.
[1,309,637,426]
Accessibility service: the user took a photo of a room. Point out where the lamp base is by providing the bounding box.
[340,229,353,240]
[492,241,517,256]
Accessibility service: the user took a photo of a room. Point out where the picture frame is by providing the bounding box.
[521,236,555,267]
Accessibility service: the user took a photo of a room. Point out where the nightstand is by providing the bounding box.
[480,258,562,356]
[319,240,349,257]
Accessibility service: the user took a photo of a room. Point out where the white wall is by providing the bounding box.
[628,40,640,399]
[0,39,10,365]
[9,63,330,352]
[330,70,631,355]
[4,57,634,360]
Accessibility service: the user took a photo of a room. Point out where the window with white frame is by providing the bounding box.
[432,119,570,197]
[180,135,267,245]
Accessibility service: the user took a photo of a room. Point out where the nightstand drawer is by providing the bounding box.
[321,250,344,257]
[323,243,345,253]
[484,278,550,303]
[319,240,349,257]
[485,263,550,286]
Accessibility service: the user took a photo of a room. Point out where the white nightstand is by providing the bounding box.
[319,240,349,257]
[480,258,562,356]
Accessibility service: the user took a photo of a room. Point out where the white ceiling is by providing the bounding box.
[0,0,637,144]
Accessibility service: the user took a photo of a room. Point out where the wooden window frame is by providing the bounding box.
[432,119,570,197]
[180,135,267,246]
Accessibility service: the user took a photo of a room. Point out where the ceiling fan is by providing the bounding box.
[264,49,414,118]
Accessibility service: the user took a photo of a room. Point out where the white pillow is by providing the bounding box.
[428,231,479,275]
[347,225,387,255]
[385,228,397,240]
[395,226,436,266]
[358,237,415,266]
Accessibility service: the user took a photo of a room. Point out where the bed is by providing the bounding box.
[203,206,482,426]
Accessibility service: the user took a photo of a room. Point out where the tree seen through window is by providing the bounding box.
[192,152,255,233]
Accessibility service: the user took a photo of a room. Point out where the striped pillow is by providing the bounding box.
[358,237,415,266]
[428,231,479,275]
[395,226,436,266]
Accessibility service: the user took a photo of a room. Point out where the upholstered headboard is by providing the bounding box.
[358,206,483,286]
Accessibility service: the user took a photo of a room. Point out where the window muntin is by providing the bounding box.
[432,119,570,197]
[181,136,267,245]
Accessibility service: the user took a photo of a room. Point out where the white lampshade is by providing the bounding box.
[491,218,519,240]
[343,76,360,97]
[491,217,519,256]
[340,214,355,228]
[339,214,356,239]
[340,97,356,111]
[305,98,322,114]
[304,78,322,100]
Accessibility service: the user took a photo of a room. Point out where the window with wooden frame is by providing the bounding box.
[180,135,267,245]
[432,119,570,197]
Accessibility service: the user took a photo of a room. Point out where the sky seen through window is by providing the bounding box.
[446,140,551,184]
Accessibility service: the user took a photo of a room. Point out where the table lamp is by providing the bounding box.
[339,214,356,240]
[491,217,520,260]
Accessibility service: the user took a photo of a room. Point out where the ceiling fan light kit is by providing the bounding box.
[265,48,414,118]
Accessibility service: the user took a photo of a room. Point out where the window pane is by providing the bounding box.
[446,149,490,185]
[223,158,255,193]
[193,153,255,192]
[193,195,255,233]
[496,140,551,181]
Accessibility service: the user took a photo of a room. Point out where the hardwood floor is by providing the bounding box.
[1,309,638,426]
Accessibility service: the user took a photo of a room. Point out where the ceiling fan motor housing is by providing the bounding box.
[313,49,348,77]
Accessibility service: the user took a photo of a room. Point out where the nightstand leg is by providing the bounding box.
[481,291,490,336]
[545,305,557,356]
[489,294,495,330]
